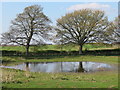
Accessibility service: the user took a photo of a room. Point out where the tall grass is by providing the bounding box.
[2,68,34,84]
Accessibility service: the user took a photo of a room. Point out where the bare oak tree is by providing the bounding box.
[55,9,110,54]
[1,5,51,56]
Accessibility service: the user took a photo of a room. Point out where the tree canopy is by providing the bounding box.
[55,9,110,54]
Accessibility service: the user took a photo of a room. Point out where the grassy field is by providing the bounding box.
[1,43,119,89]
[2,68,119,88]
[0,43,114,52]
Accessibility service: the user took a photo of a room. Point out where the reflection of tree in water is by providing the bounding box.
[25,62,29,71]
[76,62,85,72]
[61,62,63,72]
[56,62,85,72]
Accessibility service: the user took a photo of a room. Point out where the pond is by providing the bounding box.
[1,62,118,73]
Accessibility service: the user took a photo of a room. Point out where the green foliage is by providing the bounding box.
[56,9,112,54]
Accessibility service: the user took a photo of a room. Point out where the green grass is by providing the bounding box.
[2,55,118,64]
[1,46,26,52]
[0,43,114,52]
[2,68,119,88]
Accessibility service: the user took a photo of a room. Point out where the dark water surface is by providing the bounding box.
[1,62,118,73]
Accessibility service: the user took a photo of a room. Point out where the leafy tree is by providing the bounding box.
[113,16,120,40]
[1,5,51,56]
[104,16,120,43]
[55,9,110,54]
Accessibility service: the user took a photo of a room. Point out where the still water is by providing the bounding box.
[1,62,117,73]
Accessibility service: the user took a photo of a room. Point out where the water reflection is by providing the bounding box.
[1,62,117,73]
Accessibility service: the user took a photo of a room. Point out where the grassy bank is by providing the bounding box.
[0,43,114,52]
[1,44,119,64]
[2,55,118,64]
[2,68,118,88]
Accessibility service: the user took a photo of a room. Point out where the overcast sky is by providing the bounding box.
[0,2,118,34]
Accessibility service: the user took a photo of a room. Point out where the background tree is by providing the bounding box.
[55,9,110,54]
[1,5,51,56]
[113,16,120,41]
[104,16,120,43]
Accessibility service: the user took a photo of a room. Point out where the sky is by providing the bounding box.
[0,2,119,35]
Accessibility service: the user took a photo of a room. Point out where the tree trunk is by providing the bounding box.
[26,45,29,56]
[79,45,83,54]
